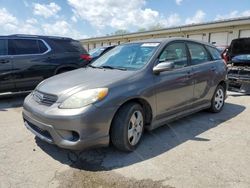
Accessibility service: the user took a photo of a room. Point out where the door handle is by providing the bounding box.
[186,71,193,78]
[0,60,9,64]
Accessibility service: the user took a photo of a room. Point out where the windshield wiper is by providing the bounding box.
[87,64,103,69]
[100,65,127,71]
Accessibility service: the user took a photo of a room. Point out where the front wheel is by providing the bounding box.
[111,103,144,152]
[209,85,225,113]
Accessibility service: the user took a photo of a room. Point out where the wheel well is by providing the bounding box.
[218,80,227,91]
[112,98,153,127]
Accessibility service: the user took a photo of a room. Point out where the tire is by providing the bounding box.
[208,85,225,113]
[111,103,144,152]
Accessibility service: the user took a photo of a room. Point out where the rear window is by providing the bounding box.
[38,40,48,53]
[0,39,8,56]
[206,46,221,60]
[8,39,39,55]
[51,39,87,53]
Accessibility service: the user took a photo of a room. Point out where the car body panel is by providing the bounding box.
[22,38,227,150]
[0,35,90,94]
[227,38,250,93]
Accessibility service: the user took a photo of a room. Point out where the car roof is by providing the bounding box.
[128,37,216,48]
[0,34,74,40]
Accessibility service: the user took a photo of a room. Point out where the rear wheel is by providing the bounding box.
[111,103,144,152]
[209,85,225,113]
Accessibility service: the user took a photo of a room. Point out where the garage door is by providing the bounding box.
[209,32,233,46]
[240,30,250,38]
[188,34,204,41]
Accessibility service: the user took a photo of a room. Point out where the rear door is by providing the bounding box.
[0,39,14,93]
[186,42,216,106]
[9,38,51,91]
[154,42,194,121]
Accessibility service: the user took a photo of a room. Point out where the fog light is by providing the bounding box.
[57,130,80,142]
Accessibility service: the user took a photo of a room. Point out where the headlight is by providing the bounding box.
[59,88,108,109]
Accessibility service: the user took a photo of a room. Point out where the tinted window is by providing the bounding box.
[8,39,39,55]
[187,43,210,65]
[52,39,86,53]
[207,46,221,60]
[0,39,7,56]
[38,40,48,53]
[159,42,188,69]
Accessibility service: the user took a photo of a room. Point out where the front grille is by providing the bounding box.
[33,90,58,106]
[25,120,53,141]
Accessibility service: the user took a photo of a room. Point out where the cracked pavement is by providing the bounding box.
[0,92,250,188]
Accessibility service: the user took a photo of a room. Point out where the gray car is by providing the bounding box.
[23,38,228,152]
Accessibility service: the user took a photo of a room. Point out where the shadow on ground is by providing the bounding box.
[0,94,28,111]
[36,102,245,171]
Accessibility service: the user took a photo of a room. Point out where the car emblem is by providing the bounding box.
[33,91,44,103]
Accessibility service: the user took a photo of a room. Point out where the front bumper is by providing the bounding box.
[22,94,116,150]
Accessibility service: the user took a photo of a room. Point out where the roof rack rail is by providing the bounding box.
[9,34,40,38]
[8,34,73,40]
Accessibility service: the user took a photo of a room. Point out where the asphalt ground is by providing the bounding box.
[0,91,250,188]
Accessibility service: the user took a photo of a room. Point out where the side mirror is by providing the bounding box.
[153,61,174,74]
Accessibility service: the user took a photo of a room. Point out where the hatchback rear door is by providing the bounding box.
[0,39,15,93]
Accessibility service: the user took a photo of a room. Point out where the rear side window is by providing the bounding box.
[52,39,87,53]
[8,39,39,55]
[206,46,221,60]
[187,42,210,65]
[0,39,8,55]
[38,40,48,53]
[159,42,188,69]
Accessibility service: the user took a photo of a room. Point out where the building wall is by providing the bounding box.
[80,18,250,51]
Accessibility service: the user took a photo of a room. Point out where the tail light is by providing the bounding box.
[221,48,229,65]
[80,54,92,61]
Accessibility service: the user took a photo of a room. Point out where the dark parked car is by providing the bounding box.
[89,45,116,62]
[0,34,91,94]
[23,38,227,152]
[223,38,250,93]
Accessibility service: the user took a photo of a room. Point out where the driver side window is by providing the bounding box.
[159,42,188,69]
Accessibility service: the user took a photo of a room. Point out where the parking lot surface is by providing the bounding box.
[0,92,250,188]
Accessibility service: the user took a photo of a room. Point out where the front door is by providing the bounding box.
[154,42,194,122]
[0,39,14,93]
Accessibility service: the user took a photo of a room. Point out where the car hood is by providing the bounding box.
[37,67,135,97]
[229,38,250,57]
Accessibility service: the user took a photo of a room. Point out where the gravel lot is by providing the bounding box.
[0,92,250,188]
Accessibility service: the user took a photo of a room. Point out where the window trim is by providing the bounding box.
[7,38,51,57]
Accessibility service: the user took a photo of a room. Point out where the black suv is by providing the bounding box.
[0,34,91,94]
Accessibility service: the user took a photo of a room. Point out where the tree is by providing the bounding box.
[148,23,165,31]
[137,28,147,32]
[113,29,129,35]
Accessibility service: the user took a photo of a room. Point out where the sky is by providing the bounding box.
[0,0,250,39]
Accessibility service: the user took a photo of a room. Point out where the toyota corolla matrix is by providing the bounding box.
[23,38,228,152]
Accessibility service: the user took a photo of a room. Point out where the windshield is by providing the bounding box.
[91,43,159,70]
[89,47,105,58]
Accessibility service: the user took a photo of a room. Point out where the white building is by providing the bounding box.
[80,17,250,51]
